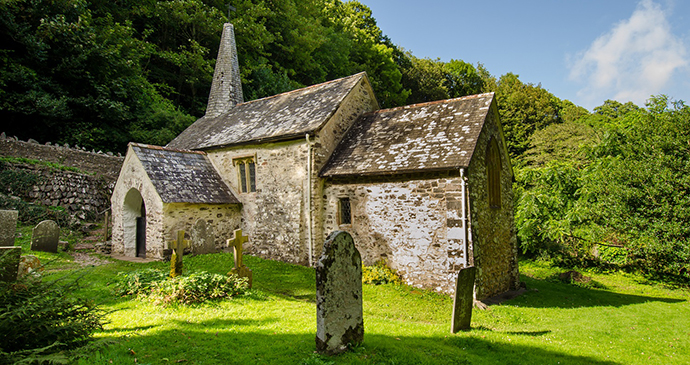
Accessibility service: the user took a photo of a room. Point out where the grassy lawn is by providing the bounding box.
[13,229,690,365]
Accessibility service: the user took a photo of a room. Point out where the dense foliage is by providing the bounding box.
[0,0,514,153]
[115,268,249,305]
[514,96,690,281]
[0,271,104,364]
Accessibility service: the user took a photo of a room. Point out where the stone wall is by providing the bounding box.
[466,105,520,300]
[206,140,311,265]
[0,133,124,220]
[321,172,469,294]
[0,133,123,179]
[2,160,115,219]
[163,203,241,250]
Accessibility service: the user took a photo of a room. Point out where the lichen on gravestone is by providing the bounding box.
[315,231,363,355]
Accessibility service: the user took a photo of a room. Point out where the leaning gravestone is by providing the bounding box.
[0,210,18,246]
[0,246,21,282]
[451,266,477,333]
[31,220,60,253]
[315,231,364,355]
[190,219,216,255]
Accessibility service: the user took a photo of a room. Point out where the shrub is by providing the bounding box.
[362,260,402,285]
[115,269,249,305]
[114,268,168,297]
[0,268,104,364]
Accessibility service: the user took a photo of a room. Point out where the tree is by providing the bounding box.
[494,73,562,157]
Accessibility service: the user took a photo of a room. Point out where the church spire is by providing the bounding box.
[205,23,243,118]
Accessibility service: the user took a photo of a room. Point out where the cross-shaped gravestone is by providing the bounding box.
[168,230,189,277]
[227,229,252,288]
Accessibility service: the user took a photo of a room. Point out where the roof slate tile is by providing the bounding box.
[320,93,494,177]
[131,143,239,204]
[167,73,367,150]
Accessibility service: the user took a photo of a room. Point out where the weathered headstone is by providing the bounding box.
[191,219,216,255]
[31,220,60,253]
[18,255,42,278]
[168,230,189,277]
[0,210,18,247]
[227,229,252,288]
[0,246,21,282]
[451,266,477,333]
[315,231,363,355]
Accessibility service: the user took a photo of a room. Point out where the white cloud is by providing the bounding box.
[569,0,688,108]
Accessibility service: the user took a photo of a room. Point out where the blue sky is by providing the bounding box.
[358,0,690,110]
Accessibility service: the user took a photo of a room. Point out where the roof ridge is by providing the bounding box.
[129,142,206,155]
[369,92,495,115]
[227,72,366,109]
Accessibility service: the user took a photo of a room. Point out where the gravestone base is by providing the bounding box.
[230,266,253,288]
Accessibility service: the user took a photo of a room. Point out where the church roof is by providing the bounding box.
[130,143,239,204]
[320,93,495,177]
[167,72,369,150]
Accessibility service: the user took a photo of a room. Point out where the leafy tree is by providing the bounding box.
[494,73,562,157]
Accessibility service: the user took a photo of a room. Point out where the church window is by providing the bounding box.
[234,156,256,193]
[339,197,352,225]
[487,137,501,209]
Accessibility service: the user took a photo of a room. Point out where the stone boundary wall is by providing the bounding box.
[0,133,125,218]
[6,163,114,218]
[0,133,124,179]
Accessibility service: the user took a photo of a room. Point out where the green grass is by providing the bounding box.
[19,245,690,365]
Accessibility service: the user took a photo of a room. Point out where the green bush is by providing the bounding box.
[114,268,169,297]
[362,260,402,285]
[0,270,104,364]
[115,269,249,305]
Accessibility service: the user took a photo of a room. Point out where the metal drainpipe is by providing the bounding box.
[306,133,314,267]
[460,168,468,266]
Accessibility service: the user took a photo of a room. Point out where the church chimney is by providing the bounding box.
[205,23,244,118]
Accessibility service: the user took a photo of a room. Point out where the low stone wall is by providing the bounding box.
[0,134,123,219]
[0,133,124,179]
[6,163,114,219]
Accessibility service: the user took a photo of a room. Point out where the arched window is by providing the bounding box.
[486,137,501,209]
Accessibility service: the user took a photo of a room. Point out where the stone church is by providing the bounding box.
[111,23,519,299]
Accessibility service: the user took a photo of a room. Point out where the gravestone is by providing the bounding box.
[315,231,363,355]
[168,230,189,277]
[227,229,252,288]
[451,266,477,333]
[31,220,60,253]
[191,219,216,255]
[0,246,21,282]
[18,255,42,278]
[0,210,18,246]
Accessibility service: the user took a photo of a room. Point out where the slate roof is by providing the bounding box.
[130,143,240,204]
[320,93,495,177]
[167,72,369,150]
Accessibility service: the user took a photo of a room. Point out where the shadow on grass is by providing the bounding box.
[505,275,686,309]
[84,326,621,365]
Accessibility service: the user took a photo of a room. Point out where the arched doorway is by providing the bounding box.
[123,188,146,258]
[136,203,147,257]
